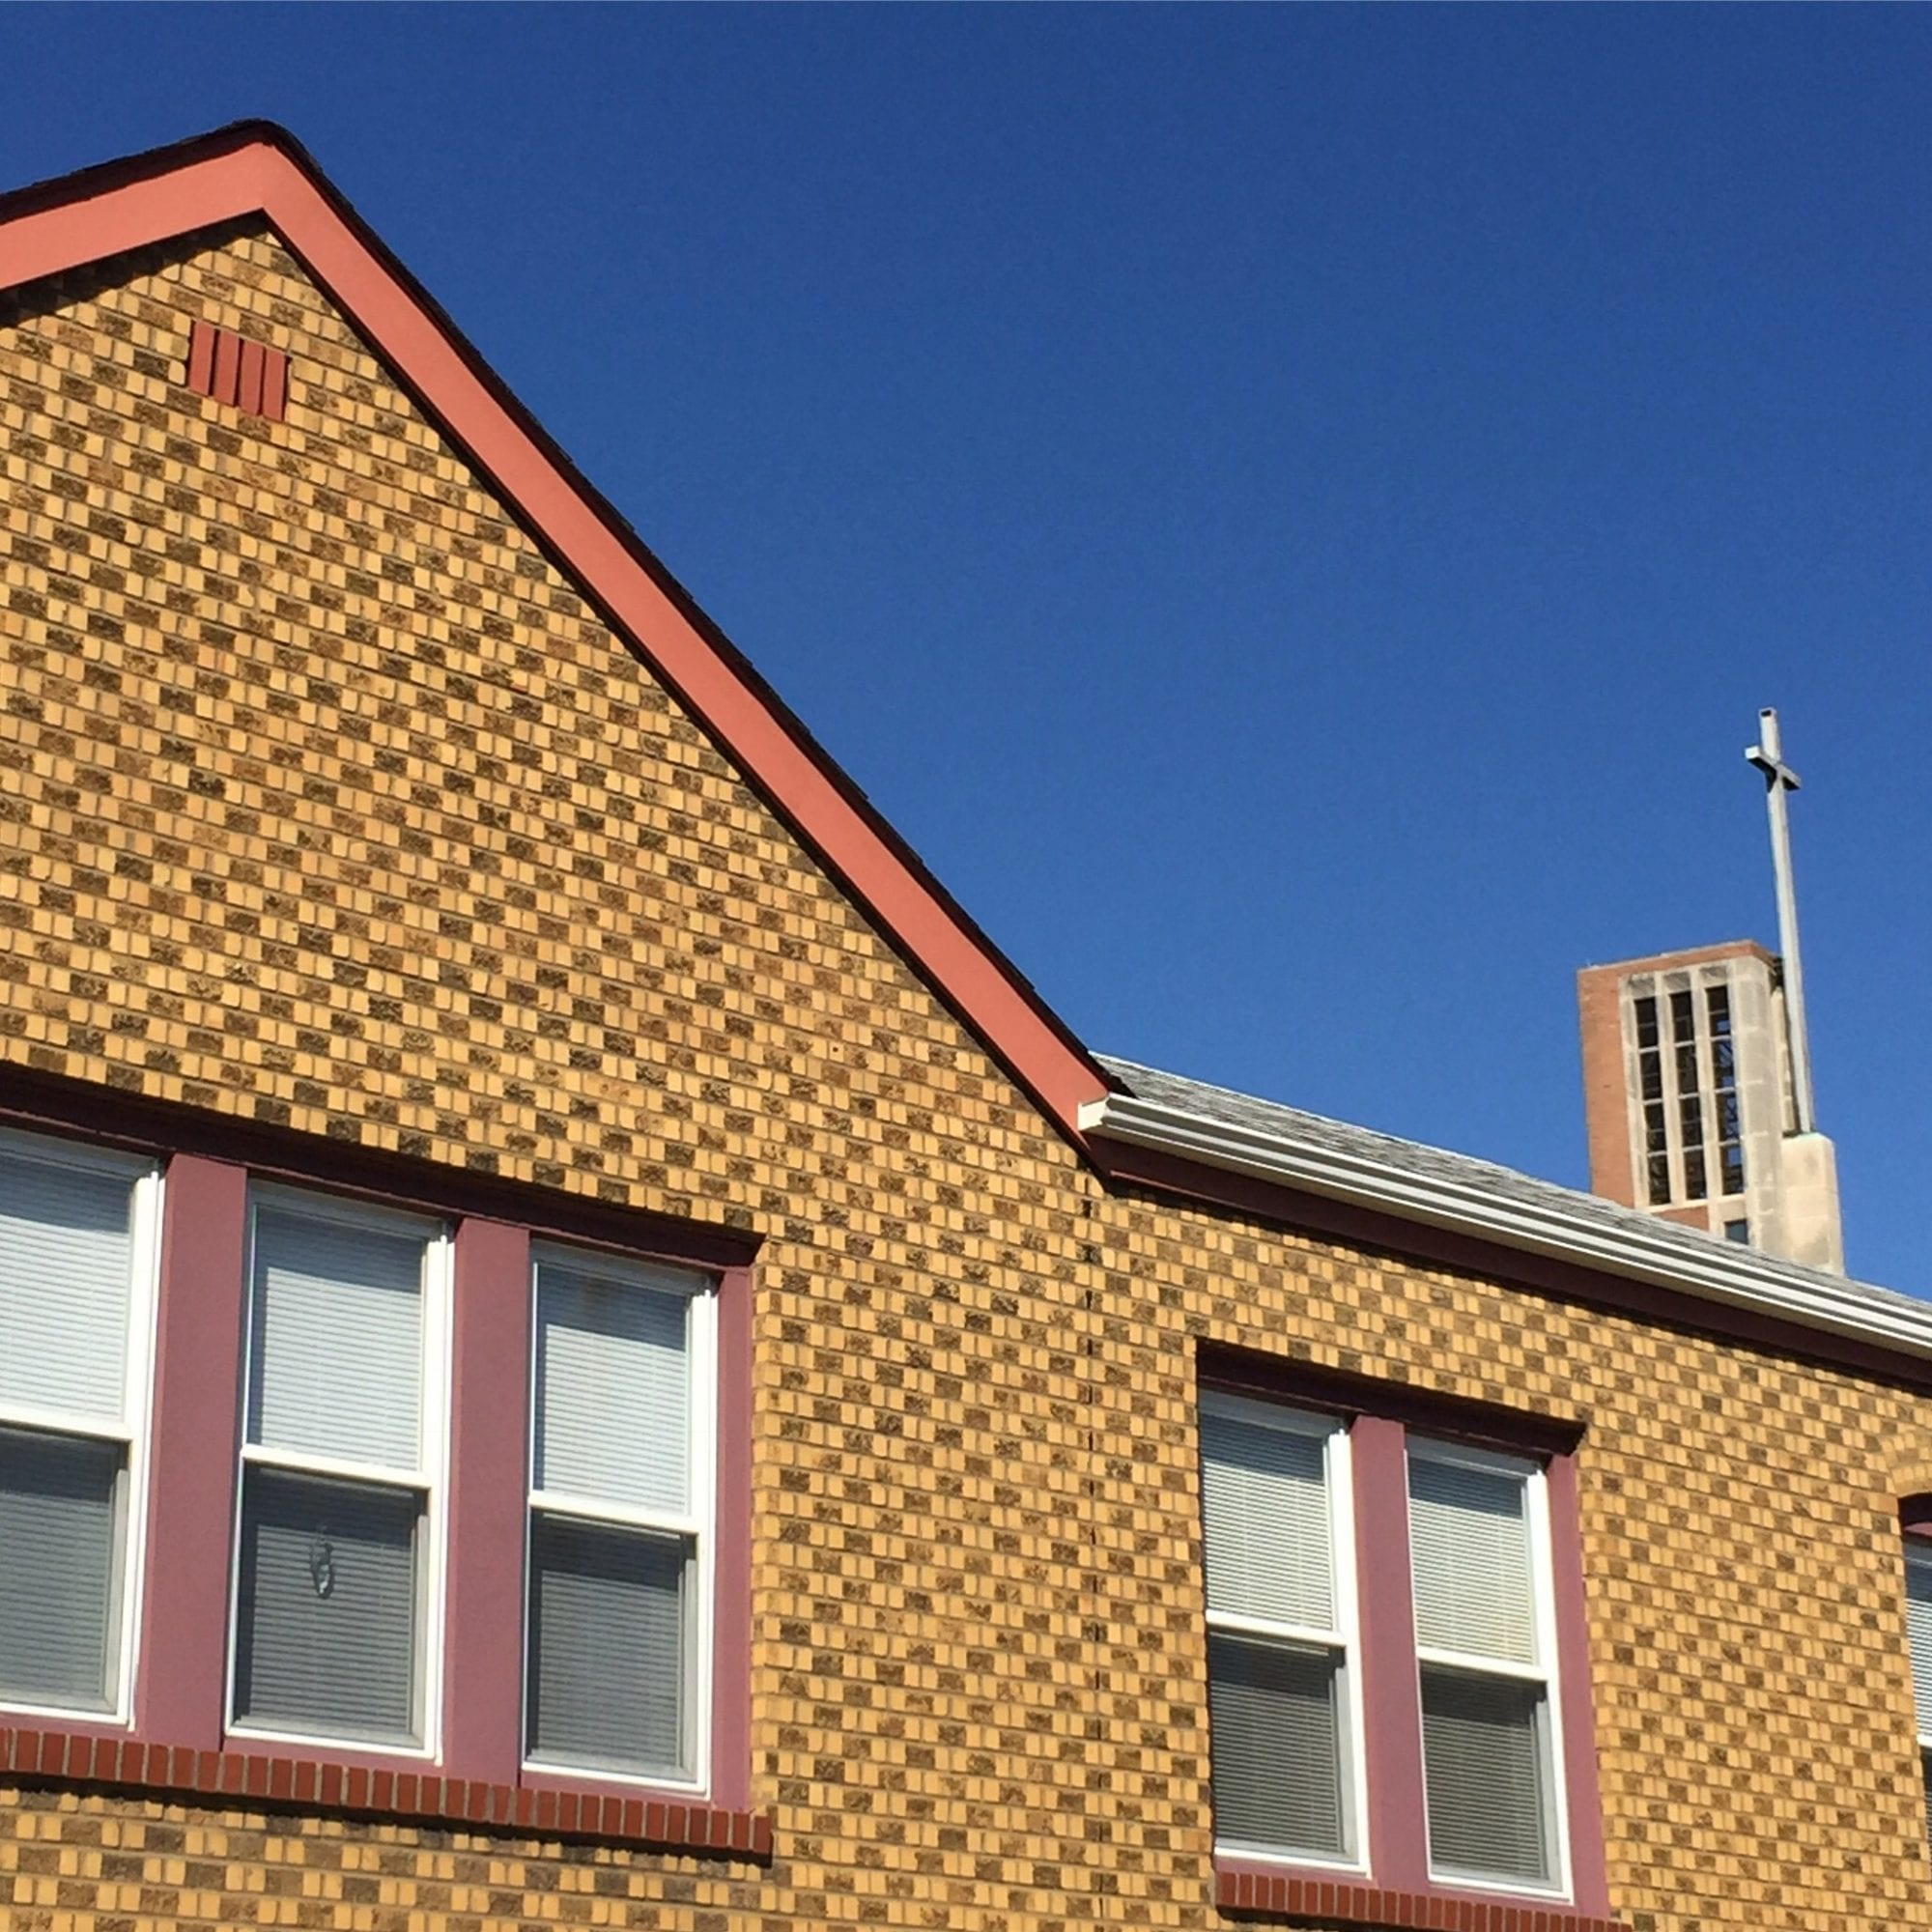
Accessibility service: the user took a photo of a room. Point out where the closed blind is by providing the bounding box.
[1408,1454,1536,1663]
[233,1466,421,1744]
[248,1207,425,1471]
[0,1152,133,1421]
[1207,1631,1347,1859]
[526,1513,688,1777]
[1420,1665,1551,1884]
[1200,1410,1333,1631]
[0,1428,121,1711]
[534,1260,689,1514]
[1906,1549,1932,1736]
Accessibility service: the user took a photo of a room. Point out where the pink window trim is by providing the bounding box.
[1200,1356,1612,1920]
[0,1075,757,1838]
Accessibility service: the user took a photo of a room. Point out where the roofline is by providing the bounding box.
[1079,1087,1932,1365]
[0,123,1109,1138]
[1576,938,1777,980]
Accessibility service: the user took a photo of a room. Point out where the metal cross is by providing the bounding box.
[1745,707,1816,1135]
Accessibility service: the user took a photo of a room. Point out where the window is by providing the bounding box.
[0,1107,754,1852]
[526,1246,714,1786]
[1706,985,1746,1197]
[1635,996,1669,1207]
[1903,1534,1932,1843]
[1199,1394,1362,1867]
[229,1187,449,1749]
[1408,1441,1563,1889]
[1632,973,1749,1211]
[0,1131,158,1720]
[1670,989,1706,1203]
[1198,1377,1603,1914]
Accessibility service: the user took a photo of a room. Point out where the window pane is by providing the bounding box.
[1906,1549,1932,1736]
[1421,1665,1553,1886]
[248,1206,425,1471]
[233,1466,421,1745]
[1199,1409,1334,1631]
[526,1513,689,1777]
[0,1428,121,1711]
[534,1259,690,1514]
[1207,1632,1348,1860]
[1408,1454,1537,1664]
[0,1152,133,1421]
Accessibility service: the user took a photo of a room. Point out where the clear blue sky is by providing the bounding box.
[8,9,1929,1292]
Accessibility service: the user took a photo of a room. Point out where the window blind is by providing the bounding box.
[233,1467,421,1744]
[0,1151,133,1422]
[1407,1455,1536,1664]
[526,1515,689,1777]
[1199,1409,1334,1631]
[534,1259,689,1514]
[1420,1666,1552,1884]
[1207,1631,1347,1859]
[0,1427,121,1711]
[1905,1549,1932,1737]
[248,1207,425,1471]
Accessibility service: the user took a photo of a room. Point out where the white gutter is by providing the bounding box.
[1079,1089,1932,1366]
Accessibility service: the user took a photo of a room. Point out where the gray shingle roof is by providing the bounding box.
[1094,1052,1923,1320]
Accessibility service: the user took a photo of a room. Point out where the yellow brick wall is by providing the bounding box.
[1,222,1929,1929]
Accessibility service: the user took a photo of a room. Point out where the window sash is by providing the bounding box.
[523,1243,716,1789]
[1200,1393,1365,1868]
[1904,1545,1932,1743]
[243,1189,440,1484]
[228,1186,449,1754]
[0,1425,128,1716]
[1407,1439,1569,1895]
[0,1131,157,1725]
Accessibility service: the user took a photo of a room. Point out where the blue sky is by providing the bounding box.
[8,9,1929,1292]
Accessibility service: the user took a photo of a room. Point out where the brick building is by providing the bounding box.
[2,123,1931,1931]
[1577,941,1845,1273]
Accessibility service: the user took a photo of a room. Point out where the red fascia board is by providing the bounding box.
[0,124,1111,1139]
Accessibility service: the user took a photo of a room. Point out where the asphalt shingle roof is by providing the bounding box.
[1095,1052,1922,1321]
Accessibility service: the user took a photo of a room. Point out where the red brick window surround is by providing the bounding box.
[1199,1354,1615,1929]
[0,1089,762,1861]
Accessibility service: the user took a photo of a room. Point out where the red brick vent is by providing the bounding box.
[185,319,289,420]
[1,1726,771,1861]
[1215,1865,1626,1932]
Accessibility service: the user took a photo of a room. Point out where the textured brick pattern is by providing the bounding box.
[3,220,1932,1929]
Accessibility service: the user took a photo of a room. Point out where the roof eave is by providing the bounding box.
[1079,1089,1932,1365]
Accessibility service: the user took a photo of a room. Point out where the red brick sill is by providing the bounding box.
[1216,1864,1624,1932]
[0,1726,772,1860]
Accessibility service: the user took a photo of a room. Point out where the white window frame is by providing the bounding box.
[224,1183,451,1758]
[1407,1435,1571,1900]
[521,1242,718,1795]
[1902,1539,1932,1838]
[1201,1389,1369,1874]
[0,1126,161,1727]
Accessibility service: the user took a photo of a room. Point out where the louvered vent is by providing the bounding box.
[185,320,289,421]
